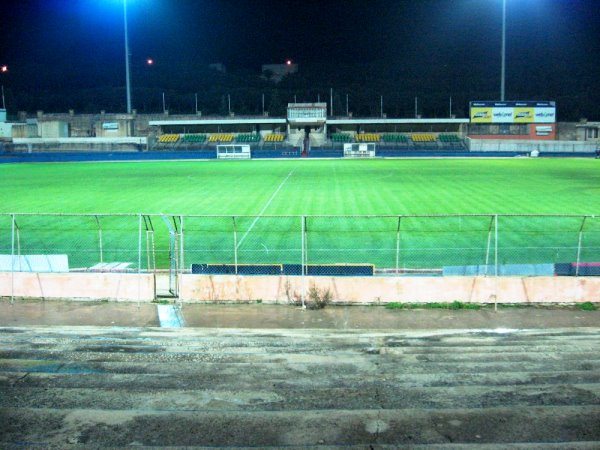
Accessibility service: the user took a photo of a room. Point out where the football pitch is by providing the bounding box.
[1,158,599,270]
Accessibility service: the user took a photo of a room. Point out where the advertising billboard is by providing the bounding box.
[470,101,555,124]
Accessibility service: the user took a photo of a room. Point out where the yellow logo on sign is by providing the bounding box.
[514,108,534,123]
[471,108,493,123]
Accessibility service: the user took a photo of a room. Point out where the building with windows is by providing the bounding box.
[576,121,600,142]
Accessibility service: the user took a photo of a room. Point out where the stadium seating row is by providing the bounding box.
[264,133,285,142]
[355,133,381,143]
[157,132,461,146]
[439,134,462,143]
[236,134,261,143]
[208,133,235,143]
[351,133,458,143]
[181,134,207,143]
[381,134,409,143]
[158,134,180,143]
[411,134,437,143]
[330,133,353,143]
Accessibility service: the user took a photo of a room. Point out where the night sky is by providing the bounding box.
[1,0,599,118]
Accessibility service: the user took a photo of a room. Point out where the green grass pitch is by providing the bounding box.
[1,158,599,270]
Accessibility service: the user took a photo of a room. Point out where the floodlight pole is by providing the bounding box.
[501,0,506,101]
[346,94,349,116]
[123,0,133,113]
[330,88,333,117]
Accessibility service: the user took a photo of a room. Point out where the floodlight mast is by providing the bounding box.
[123,0,132,113]
[501,0,506,101]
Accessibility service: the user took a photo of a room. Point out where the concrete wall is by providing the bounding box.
[0,272,155,302]
[557,122,579,141]
[576,123,600,142]
[179,275,600,304]
[0,122,12,138]
[11,137,147,152]
[40,121,69,138]
[467,138,597,153]
[1,272,598,304]
[11,123,39,138]
[96,120,132,138]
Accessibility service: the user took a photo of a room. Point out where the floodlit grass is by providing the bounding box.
[0,158,599,269]
[1,159,599,215]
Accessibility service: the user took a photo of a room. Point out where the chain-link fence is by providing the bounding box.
[1,214,150,273]
[1,213,599,276]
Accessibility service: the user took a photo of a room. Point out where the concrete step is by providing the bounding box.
[2,369,600,390]
[2,406,600,447]
[2,383,600,411]
[1,326,600,447]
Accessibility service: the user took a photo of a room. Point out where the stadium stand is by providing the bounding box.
[411,133,437,143]
[381,134,410,144]
[181,134,207,143]
[208,133,235,143]
[158,134,181,143]
[264,133,285,143]
[330,133,353,143]
[439,134,461,143]
[356,133,381,142]
[236,134,261,143]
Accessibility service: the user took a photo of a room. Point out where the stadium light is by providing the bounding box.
[1,65,7,109]
[501,0,506,101]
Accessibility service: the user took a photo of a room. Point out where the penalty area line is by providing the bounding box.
[236,168,295,250]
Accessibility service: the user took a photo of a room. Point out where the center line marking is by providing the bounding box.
[237,168,295,249]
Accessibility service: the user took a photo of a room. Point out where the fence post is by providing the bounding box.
[575,216,587,277]
[484,215,495,276]
[179,215,185,305]
[232,216,238,274]
[95,215,103,263]
[301,215,306,308]
[494,214,499,277]
[10,214,15,304]
[179,215,185,275]
[395,216,402,274]
[137,214,142,305]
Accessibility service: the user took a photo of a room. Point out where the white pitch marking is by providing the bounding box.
[237,169,295,249]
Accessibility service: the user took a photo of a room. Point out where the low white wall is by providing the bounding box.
[468,139,596,153]
[2,272,598,304]
[0,272,155,302]
[180,274,600,304]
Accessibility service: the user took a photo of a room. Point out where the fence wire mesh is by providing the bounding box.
[4,214,148,273]
[0,214,12,257]
[1,213,599,276]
